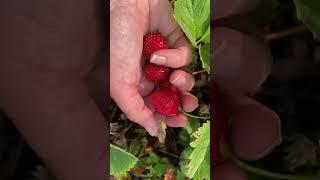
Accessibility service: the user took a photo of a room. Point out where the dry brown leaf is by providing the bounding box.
[157,120,167,144]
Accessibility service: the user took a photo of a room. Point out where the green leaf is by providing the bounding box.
[176,170,186,180]
[173,0,210,47]
[185,121,210,179]
[198,26,210,44]
[184,117,200,134]
[199,43,210,74]
[293,0,320,39]
[193,148,210,180]
[149,152,160,163]
[129,141,141,156]
[180,147,193,161]
[178,129,190,146]
[140,156,154,166]
[110,144,139,176]
[150,163,167,177]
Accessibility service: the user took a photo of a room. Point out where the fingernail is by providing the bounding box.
[253,136,283,160]
[244,134,283,161]
[150,54,167,65]
[145,123,158,137]
[171,74,185,87]
[255,117,283,159]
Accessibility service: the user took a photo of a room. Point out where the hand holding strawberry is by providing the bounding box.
[110,0,198,136]
[212,0,282,179]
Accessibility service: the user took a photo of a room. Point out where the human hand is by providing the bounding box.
[110,0,198,136]
[0,1,107,179]
[212,0,282,179]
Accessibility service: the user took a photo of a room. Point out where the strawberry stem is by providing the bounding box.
[233,158,319,180]
[225,148,320,180]
[192,69,207,75]
[182,111,210,120]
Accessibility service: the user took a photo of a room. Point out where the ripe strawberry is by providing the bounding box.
[145,145,154,153]
[143,32,169,60]
[159,79,172,89]
[150,86,180,116]
[164,170,175,180]
[144,62,170,82]
[211,79,227,166]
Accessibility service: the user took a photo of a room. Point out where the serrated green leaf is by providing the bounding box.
[173,0,210,47]
[294,0,320,39]
[180,147,193,161]
[179,147,192,178]
[193,148,210,180]
[185,121,210,179]
[199,43,210,73]
[110,144,139,176]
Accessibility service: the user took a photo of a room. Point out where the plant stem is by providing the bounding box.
[221,144,320,180]
[230,155,319,180]
[264,25,308,42]
[158,149,180,159]
[192,69,207,75]
[182,111,210,120]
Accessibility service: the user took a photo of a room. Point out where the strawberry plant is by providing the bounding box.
[110,0,210,179]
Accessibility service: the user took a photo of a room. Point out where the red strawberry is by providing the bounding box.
[211,79,227,166]
[150,86,180,116]
[144,63,170,82]
[143,32,168,60]
[159,79,172,89]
